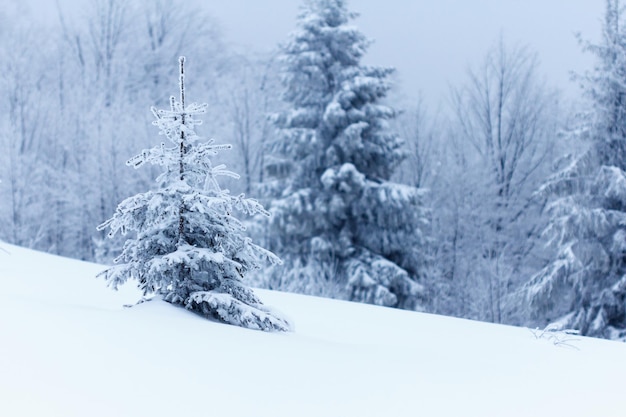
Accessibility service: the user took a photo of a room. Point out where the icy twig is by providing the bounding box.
[530,324,581,350]
[123,296,154,309]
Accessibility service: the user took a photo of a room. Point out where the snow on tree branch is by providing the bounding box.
[97,56,292,332]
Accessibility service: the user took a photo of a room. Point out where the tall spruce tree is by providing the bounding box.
[98,57,291,331]
[264,0,428,310]
[524,0,626,340]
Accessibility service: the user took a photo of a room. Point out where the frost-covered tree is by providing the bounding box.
[220,52,282,196]
[98,57,291,331]
[524,0,626,340]
[447,40,558,323]
[263,0,428,310]
[0,1,230,262]
[0,15,58,252]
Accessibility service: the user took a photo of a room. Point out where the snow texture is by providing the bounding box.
[1,243,625,417]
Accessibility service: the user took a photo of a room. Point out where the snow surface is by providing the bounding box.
[1,242,625,417]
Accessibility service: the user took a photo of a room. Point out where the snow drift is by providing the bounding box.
[1,243,624,417]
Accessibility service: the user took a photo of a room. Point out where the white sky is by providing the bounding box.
[22,0,603,109]
[201,0,603,109]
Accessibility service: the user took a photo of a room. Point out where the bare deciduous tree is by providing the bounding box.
[223,53,282,195]
[440,39,559,323]
[452,39,553,216]
[394,99,441,189]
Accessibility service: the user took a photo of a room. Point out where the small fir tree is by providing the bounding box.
[264,0,429,309]
[98,57,291,332]
[524,0,626,340]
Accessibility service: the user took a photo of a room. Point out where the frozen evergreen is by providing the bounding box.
[524,0,626,340]
[264,0,428,309]
[98,57,291,332]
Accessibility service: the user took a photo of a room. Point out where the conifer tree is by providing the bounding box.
[524,0,626,340]
[265,0,428,310]
[98,57,292,331]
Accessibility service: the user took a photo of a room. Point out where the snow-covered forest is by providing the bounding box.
[1,0,626,341]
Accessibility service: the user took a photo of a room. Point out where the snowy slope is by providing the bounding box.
[1,243,624,417]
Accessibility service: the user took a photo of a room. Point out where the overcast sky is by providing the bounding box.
[201,0,603,109]
[23,0,604,109]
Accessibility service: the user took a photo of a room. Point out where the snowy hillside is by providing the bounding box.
[1,243,624,417]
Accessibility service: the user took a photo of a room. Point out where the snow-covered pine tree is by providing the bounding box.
[97,57,292,332]
[264,0,429,310]
[524,0,626,340]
